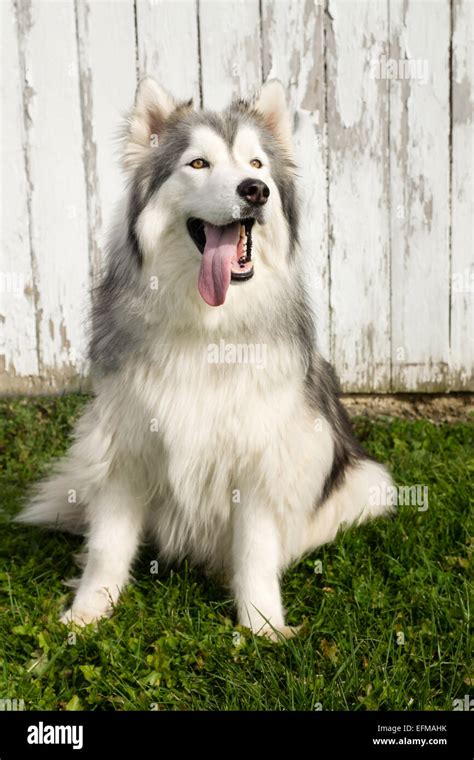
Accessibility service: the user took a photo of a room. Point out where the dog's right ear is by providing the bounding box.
[254,79,294,156]
[122,78,177,171]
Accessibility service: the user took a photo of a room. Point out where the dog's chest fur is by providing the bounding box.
[110,328,333,566]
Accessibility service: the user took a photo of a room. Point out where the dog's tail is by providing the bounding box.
[15,463,88,535]
[15,402,112,535]
[303,459,396,553]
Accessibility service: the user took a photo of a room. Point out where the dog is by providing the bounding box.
[17,78,395,639]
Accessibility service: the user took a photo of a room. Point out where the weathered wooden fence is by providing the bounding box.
[1,0,472,393]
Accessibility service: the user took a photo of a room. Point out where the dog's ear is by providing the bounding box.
[123,77,177,170]
[254,79,293,154]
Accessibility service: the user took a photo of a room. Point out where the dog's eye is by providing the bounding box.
[250,158,263,169]
[188,158,209,169]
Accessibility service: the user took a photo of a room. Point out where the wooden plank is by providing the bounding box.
[199,0,261,109]
[261,0,330,360]
[390,0,451,391]
[136,0,200,104]
[0,0,39,389]
[1,0,469,394]
[326,0,391,391]
[14,0,90,386]
[75,0,137,280]
[450,0,474,390]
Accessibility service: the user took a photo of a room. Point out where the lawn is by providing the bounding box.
[0,395,472,711]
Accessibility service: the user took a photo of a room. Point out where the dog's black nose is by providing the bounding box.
[237,178,270,206]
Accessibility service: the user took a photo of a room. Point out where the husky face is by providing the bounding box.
[160,121,273,304]
[124,79,299,307]
[173,123,271,226]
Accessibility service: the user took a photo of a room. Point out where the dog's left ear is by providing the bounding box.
[254,79,293,154]
[123,77,190,171]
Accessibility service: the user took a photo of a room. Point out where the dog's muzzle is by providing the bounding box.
[187,217,259,307]
[187,217,255,281]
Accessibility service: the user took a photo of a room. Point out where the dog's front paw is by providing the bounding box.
[59,606,109,628]
[255,623,304,642]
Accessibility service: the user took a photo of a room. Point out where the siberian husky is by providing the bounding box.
[17,78,395,639]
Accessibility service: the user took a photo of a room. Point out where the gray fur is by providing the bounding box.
[90,96,367,502]
[305,355,370,503]
[89,230,143,373]
[129,102,299,261]
[90,99,299,374]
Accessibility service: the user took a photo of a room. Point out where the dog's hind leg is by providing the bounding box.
[60,473,146,626]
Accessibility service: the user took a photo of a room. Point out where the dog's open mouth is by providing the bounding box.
[187,217,255,307]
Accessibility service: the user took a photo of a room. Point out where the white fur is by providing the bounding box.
[123,78,176,170]
[254,79,295,157]
[17,81,395,637]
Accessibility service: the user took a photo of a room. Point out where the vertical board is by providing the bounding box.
[199,0,262,109]
[0,0,39,388]
[75,0,137,281]
[136,0,200,104]
[390,0,451,390]
[261,0,330,360]
[326,0,391,391]
[450,0,474,388]
[15,0,90,385]
[1,0,472,393]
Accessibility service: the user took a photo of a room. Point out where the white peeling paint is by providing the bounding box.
[2,0,472,392]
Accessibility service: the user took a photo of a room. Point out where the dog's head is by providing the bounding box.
[122,78,299,308]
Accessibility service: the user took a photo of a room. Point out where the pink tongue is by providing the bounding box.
[198,222,240,306]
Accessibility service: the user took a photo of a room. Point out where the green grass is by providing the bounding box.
[0,395,472,711]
